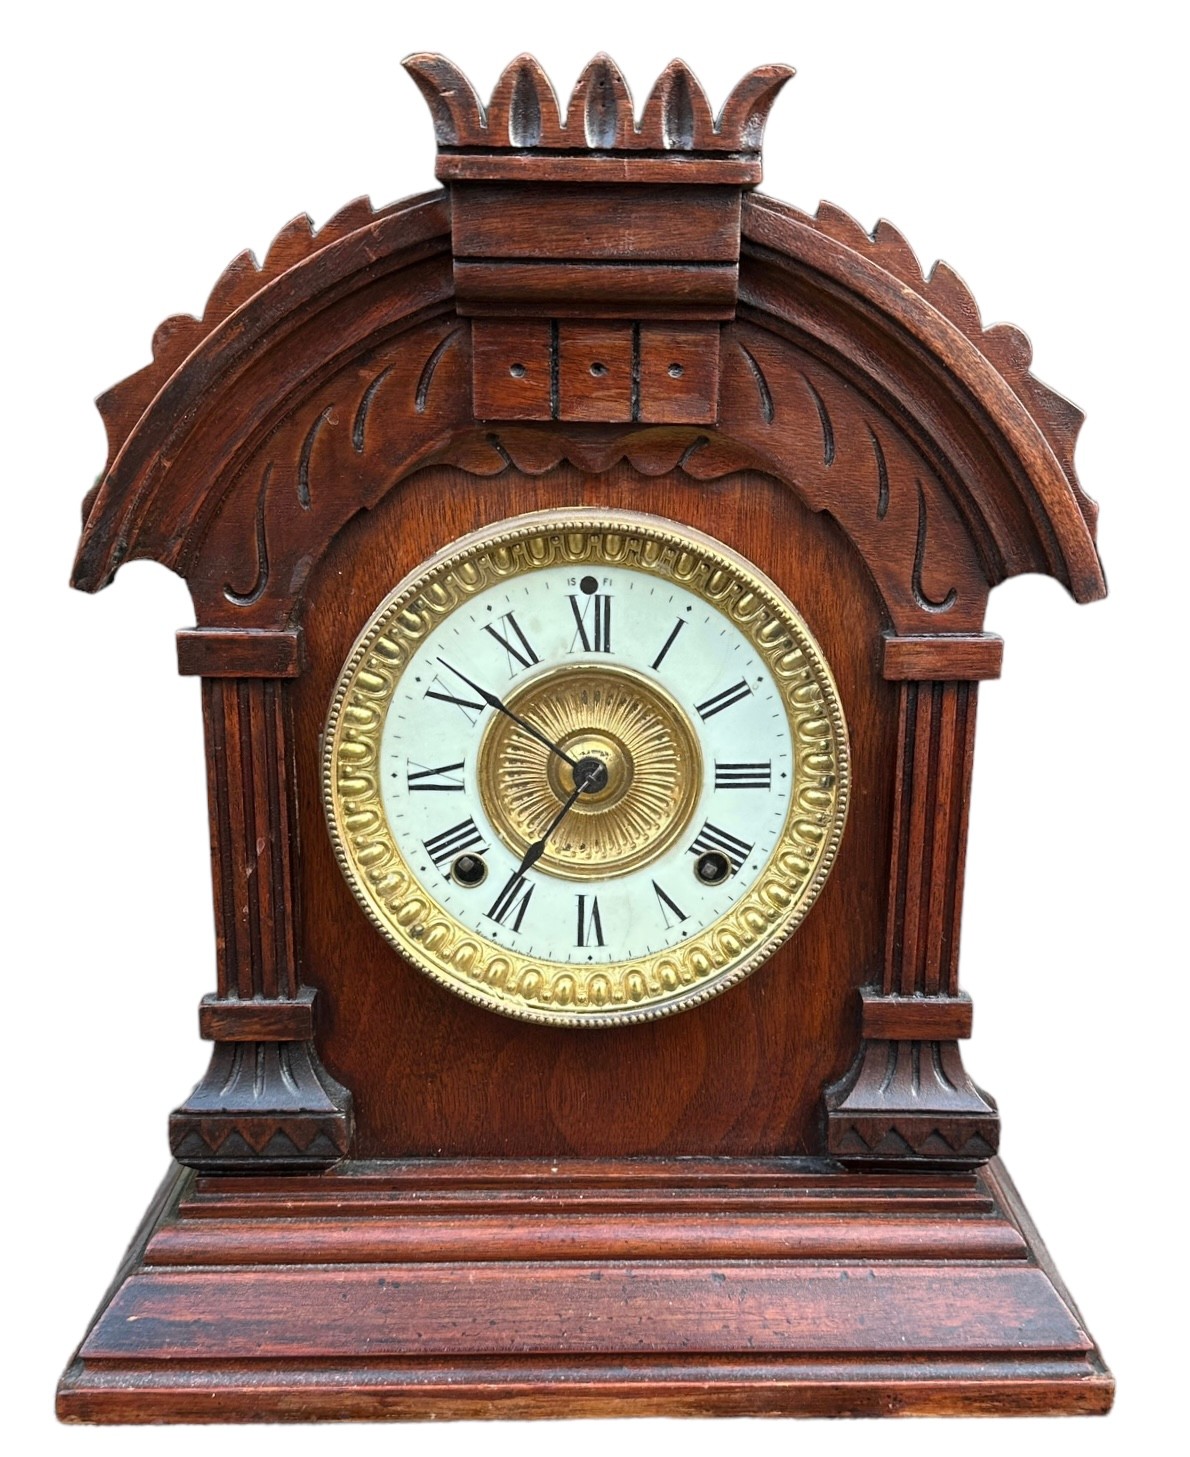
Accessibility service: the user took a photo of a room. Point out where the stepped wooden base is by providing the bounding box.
[57,1156,1113,1422]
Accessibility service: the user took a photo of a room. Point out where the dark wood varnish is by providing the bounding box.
[61,50,1111,1421]
[56,1157,1112,1422]
[294,461,893,1158]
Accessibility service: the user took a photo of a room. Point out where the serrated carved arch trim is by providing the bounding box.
[740,195,1104,604]
[72,192,452,594]
[72,188,1103,623]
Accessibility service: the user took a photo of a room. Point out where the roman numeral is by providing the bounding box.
[569,593,613,653]
[407,760,465,792]
[576,894,605,947]
[650,616,686,670]
[423,817,487,871]
[424,673,484,724]
[695,679,752,720]
[487,872,534,931]
[652,881,688,929]
[484,611,539,676]
[714,761,772,790]
[689,821,754,872]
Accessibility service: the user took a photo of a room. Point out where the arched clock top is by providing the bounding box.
[69,49,1103,633]
[72,214,1102,635]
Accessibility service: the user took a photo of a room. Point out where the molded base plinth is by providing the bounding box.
[57,1156,1112,1422]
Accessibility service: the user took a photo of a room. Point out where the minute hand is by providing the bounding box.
[436,658,578,769]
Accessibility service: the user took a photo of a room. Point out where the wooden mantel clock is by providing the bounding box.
[57,53,1113,1421]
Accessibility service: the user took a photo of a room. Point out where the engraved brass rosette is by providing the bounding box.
[322,509,849,1027]
[478,665,703,881]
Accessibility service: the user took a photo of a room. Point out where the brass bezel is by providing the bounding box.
[322,508,850,1027]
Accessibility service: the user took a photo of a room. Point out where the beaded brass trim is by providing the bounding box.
[323,509,849,1026]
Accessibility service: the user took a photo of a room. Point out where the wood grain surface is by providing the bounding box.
[293,461,895,1158]
[56,1156,1113,1422]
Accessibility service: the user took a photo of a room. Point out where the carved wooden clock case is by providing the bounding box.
[57,53,1113,1420]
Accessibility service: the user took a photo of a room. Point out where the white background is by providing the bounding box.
[3,1,1185,1451]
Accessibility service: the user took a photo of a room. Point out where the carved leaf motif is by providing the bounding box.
[912,483,958,613]
[404,52,792,153]
[488,54,562,148]
[714,62,795,148]
[191,317,472,623]
[401,54,486,144]
[571,54,633,149]
[509,62,544,147]
[718,322,983,630]
[222,464,271,606]
[867,426,890,520]
[298,408,333,510]
[659,65,695,150]
[415,326,463,414]
[738,344,774,423]
[639,60,714,152]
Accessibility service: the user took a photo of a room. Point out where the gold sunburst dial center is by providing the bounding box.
[478,664,702,881]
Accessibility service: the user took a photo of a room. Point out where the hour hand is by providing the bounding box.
[517,778,582,875]
[436,658,578,769]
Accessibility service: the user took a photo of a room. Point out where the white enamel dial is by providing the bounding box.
[380,564,795,966]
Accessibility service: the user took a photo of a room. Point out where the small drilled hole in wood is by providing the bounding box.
[509,363,526,378]
[589,361,608,377]
[668,362,684,378]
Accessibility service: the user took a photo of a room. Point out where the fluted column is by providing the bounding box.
[169,629,352,1171]
[825,635,1001,1167]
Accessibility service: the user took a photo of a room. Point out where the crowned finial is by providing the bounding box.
[402,53,793,183]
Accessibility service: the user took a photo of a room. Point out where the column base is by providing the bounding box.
[824,1038,999,1168]
[169,1040,353,1171]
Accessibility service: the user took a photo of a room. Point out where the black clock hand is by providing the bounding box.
[436,657,579,768]
[515,772,594,876]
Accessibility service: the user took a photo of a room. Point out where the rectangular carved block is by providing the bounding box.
[451,184,742,263]
[471,320,553,421]
[199,988,316,1043]
[438,154,762,186]
[455,260,738,319]
[177,629,305,678]
[638,324,719,424]
[472,321,722,424]
[558,323,634,422]
[860,990,973,1041]
[882,634,1004,681]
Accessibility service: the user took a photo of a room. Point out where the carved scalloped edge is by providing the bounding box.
[434,426,757,481]
[88,195,398,513]
[402,52,793,154]
[800,200,1096,533]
